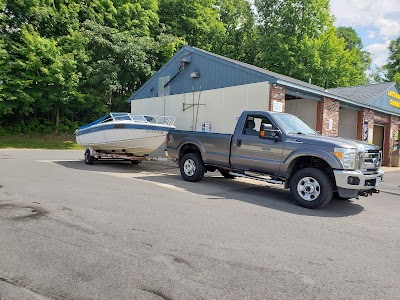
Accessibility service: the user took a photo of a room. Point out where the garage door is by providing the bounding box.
[338,108,358,139]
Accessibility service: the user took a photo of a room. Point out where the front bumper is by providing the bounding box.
[333,169,384,190]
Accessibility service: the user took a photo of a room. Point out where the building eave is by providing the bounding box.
[277,79,400,117]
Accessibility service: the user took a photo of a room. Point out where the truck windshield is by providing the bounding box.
[273,113,317,135]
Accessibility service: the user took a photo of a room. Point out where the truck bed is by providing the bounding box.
[167,130,232,168]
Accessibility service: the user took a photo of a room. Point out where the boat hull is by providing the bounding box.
[76,124,171,156]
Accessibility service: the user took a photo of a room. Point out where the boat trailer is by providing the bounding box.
[84,147,168,165]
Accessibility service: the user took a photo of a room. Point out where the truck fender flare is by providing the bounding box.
[281,149,340,189]
[283,149,341,170]
[177,137,206,159]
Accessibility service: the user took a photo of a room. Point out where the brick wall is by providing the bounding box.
[317,97,339,136]
[269,84,285,112]
[362,109,375,143]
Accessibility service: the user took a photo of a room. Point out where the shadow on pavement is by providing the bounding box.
[55,160,365,218]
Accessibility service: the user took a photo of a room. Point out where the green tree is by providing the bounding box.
[254,0,370,88]
[384,36,400,86]
[159,0,225,51]
[213,0,259,64]
[0,0,173,131]
[336,26,371,83]
[83,21,159,112]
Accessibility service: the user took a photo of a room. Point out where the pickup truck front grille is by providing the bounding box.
[363,149,382,173]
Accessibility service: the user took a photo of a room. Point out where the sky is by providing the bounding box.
[330,0,400,68]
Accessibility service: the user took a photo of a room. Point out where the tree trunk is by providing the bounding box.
[55,106,60,133]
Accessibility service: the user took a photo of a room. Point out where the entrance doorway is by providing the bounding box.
[373,124,385,150]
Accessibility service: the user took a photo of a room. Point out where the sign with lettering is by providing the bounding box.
[272,100,283,112]
[388,90,400,108]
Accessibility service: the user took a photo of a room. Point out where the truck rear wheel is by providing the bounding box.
[180,153,205,182]
[289,168,333,209]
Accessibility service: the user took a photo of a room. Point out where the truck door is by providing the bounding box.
[230,115,284,174]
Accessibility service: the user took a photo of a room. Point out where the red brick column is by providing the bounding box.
[357,111,363,140]
[361,109,374,143]
[269,84,285,112]
[316,97,339,136]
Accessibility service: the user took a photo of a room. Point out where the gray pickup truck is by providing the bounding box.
[167,110,383,209]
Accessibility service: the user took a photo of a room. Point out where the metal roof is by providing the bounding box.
[328,82,396,105]
[191,47,327,93]
[128,46,400,116]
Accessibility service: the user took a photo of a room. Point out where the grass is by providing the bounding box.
[0,133,84,150]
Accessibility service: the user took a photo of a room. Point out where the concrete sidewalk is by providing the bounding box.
[381,166,400,173]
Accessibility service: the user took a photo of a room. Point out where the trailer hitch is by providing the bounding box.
[358,188,379,197]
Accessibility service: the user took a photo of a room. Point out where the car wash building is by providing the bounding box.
[128,46,400,166]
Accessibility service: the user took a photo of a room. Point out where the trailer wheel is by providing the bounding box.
[84,149,94,165]
[219,169,235,179]
[289,168,333,209]
[180,153,205,182]
[131,160,140,165]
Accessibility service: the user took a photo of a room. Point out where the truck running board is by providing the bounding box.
[229,172,284,185]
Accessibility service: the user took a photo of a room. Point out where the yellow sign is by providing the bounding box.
[388,90,400,100]
[390,99,400,108]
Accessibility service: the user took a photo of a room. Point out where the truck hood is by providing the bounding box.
[287,134,380,151]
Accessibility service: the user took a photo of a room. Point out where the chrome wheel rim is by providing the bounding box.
[183,159,196,176]
[297,176,321,201]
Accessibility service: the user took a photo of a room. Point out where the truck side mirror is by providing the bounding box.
[260,123,280,141]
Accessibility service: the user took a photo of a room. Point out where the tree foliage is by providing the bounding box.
[0,0,181,131]
[384,36,400,86]
[159,0,225,51]
[254,0,370,88]
[0,0,376,133]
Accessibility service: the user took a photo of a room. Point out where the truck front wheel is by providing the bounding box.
[180,153,205,182]
[289,168,333,209]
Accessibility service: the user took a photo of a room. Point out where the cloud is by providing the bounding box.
[374,17,400,39]
[366,41,391,67]
[331,0,400,39]
[331,0,399,66]
[367,30,376,39]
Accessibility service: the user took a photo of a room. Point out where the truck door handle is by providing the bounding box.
[236,139,241,147]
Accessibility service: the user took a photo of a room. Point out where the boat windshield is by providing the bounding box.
[111,113,133,121]
[105,112,175,126]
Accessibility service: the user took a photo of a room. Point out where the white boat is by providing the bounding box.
[75,112,175,156]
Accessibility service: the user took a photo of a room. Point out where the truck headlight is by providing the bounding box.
[334,147,357,170]
[356,145,365,170]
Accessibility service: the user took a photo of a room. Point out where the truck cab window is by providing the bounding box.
[243,116,273,136]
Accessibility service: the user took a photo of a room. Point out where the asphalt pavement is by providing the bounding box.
[0,149,399,300]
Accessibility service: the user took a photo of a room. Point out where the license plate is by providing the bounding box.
[375,176,382,187]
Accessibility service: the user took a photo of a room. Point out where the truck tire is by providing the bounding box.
[180,153,205,182]
[219,169,235,179]
[289,168,333,209]
[84,149,94,165]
